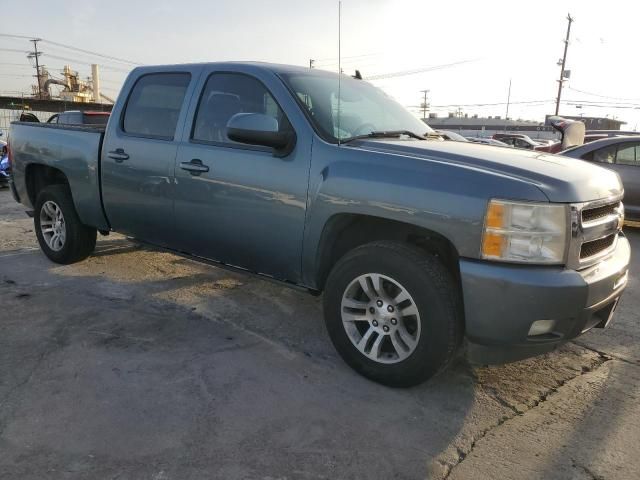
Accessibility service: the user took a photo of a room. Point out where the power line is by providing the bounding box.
[0,33,141,66]
[0,47,29,53]
[40,39,142,66]
[426,99,553,108]
[563,98,640,106]
[365,59,477,80]
[0,73,33,78]
[42,53,131,72]
[564,102,640,110]
[567,87,640,101]
[0,33,35,40]
[313,52,379,63]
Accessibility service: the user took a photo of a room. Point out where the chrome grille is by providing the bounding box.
[567,197,623,270]
[582,202,620,223]
[580,234,616,259]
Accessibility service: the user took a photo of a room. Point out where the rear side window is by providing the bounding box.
[191,73,289,145]
[123,73,191,139]
[615,143,640,166]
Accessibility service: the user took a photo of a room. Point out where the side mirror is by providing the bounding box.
[226,113,294,152]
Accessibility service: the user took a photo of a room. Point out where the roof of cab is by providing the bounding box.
[130,61,339,77]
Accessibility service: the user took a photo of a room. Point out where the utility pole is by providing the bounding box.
[505,78,512,121]
[420,89,430,120]
[309,59,315,69]
[555,14,574,115]
[28,38,43,99]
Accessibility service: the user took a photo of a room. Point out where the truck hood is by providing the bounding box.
[350,139,622,203]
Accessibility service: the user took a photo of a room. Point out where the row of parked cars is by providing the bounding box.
[437,125,640,223]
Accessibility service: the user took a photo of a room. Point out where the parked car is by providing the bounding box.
[532,138,557,146]
[436,130,468,142]
[492,134,544,150]
[466,137,510,147]
[8,62,630,387]
[562,136,640,222]
[0,143,9,188]
[46,111,110,126]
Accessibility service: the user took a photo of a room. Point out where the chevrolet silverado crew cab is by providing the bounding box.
[7,62,630,387]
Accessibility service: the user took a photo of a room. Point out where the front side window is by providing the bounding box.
[280,71,433,142]
[615,143,640,166]
[192,73,289,144]
[123,73,191,139]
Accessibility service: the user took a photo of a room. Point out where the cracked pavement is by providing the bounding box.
[0,188,639,479]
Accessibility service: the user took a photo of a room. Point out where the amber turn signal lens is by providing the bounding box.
[485,201,505,229]
[482,232,505,257]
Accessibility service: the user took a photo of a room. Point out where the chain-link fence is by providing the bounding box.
[0,108,58,140]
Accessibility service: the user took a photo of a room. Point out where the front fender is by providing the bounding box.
[301,141,548,287]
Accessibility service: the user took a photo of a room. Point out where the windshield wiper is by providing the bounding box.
[341,130,426,143]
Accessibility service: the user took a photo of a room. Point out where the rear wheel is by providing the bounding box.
[323,241,462,387]
[34,184,96,264]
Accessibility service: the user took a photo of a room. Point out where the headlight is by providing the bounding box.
[481,199,568,264]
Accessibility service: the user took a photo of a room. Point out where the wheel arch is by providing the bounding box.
[313,213,462,292]
[25,163,70,207]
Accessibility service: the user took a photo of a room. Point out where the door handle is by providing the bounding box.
[180,159,209,176]
[107,148,130,163]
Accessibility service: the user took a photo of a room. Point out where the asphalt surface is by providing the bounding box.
[0,187,638,480]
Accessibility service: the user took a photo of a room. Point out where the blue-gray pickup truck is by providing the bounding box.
[7,62,630,386]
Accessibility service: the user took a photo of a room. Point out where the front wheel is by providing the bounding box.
[323,241,463,387]
[34,184,97,264]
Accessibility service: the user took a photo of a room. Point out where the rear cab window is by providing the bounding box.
[83,113,109,126]
[122,73,191,139]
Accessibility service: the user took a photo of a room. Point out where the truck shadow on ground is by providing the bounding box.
[0,237,615,479]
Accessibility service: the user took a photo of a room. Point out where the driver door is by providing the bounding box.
[173,70,310,282]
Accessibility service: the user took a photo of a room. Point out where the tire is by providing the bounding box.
[323,241,463,387]
[34,184,97,264]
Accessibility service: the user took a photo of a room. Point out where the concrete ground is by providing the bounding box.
[0,186,638,480]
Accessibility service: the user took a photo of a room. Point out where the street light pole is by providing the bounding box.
[555,14,574,115]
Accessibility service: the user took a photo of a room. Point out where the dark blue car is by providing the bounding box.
[0,144,10,187]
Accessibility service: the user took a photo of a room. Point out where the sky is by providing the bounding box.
[1,0,639,129]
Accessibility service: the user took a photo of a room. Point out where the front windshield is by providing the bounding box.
[280,72,434,142]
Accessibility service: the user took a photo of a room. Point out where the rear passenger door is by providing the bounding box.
[101,69,198,247]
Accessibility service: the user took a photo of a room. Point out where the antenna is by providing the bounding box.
[337,0,342,145]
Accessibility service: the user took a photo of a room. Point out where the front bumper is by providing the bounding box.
[460,234,630,364]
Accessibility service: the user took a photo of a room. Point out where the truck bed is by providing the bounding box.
[12,122,107,134]
[9,121,109,231]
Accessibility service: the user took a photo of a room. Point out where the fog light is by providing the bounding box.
[528,320,556,336]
